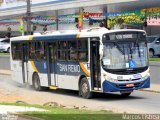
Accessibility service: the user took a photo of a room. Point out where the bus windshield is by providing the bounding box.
[102,32,148,73]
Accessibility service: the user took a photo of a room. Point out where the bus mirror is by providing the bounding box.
[99,45,103,59]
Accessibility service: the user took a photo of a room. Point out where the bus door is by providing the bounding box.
[21,43,29,84]
[47,42,57,86]
[90,40,101,90]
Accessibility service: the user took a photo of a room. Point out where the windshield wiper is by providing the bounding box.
[136,42,143,66]
[129,43,133,59]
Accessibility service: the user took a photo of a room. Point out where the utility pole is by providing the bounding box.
[26,0,31,35]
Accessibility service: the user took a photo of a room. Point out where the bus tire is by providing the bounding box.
[33,73,43,91]
[120,92,131,97]
[79,78,93,99]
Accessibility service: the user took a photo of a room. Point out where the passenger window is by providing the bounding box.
[57,41,67,60]
[68,41,77,61]
[11,43,22,60]
[29,42,36,60]
[77,40,88,61]
[36,42,46,60]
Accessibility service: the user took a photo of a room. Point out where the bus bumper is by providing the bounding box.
[102,77,150,93]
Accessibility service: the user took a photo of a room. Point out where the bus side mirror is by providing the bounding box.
[99,44,103,60]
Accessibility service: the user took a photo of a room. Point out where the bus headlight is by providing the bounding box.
[103,74,117,82]
[141,75,149,81]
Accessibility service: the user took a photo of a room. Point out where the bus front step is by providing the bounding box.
[49,86,58,90]
[92,87,102,92]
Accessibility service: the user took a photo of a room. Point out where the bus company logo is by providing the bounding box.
[57,63,81,73]
[133,74,142,79]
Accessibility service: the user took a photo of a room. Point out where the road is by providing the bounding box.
[0,56,10,70]
[0,56,159,84]
[0,74,160,114]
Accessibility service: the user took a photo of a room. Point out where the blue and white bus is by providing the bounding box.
[10,27,150,98]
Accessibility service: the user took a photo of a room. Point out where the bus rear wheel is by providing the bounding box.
[33,73,43,91]
[79,78,93,99]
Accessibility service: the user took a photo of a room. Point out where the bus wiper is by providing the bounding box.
[129,43,133,59]
[122,45,126,62]
[136,42,143,66]
[114,42,125,55]
[135,40,141,58]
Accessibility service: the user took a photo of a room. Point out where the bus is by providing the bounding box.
[10,27,150,98]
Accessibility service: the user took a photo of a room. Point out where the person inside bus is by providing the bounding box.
[78,52,87,61]
[69,42,77,60]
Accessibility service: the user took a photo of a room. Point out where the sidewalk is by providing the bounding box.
[0,69,11,75]
[0,69,159,93]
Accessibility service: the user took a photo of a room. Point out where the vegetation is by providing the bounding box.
[0,102,121,120]
[0,52,10,56]
[149,57,160,62]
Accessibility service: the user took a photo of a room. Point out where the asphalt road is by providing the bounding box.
[0,56,159,84]
[0,74,160,114]
[0,56,10,70]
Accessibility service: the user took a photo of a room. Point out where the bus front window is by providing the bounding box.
[102,42,148,73]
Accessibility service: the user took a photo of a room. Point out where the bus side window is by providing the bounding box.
[36,42,45,60]
[57,41,67,60]
[29,42,36,60]
[11,43,22,60]
[68,41,77,61]
[78,40,88,61]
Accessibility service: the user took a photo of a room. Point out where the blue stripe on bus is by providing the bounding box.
[103,77,150,92]
[34,60,89,77]
[32,34,77,41]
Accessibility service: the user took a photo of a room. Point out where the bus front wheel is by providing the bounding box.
[33,73,43,91]
[79,78,93,99]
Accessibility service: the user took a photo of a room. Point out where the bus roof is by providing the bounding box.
[10,28,145,41]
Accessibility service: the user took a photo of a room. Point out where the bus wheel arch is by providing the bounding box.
[79,76,93,99]
[32,72,43,91]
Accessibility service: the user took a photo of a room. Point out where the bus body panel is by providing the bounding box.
[101,67,150,93]
[10,28,150,95]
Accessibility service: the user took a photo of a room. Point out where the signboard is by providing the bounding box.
[147,18,160,26]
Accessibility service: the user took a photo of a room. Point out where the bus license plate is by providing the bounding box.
[126,83,134,87]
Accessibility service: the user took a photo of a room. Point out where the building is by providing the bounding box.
[0,0,160,36]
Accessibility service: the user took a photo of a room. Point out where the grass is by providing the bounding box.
[149,57,160,62]
[0,52,10,56]
[0,102,122,120]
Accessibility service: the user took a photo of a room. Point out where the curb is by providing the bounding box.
[0,70,11,75]
[138,89,160,93]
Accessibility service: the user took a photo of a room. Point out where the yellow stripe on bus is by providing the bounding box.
[29,36,33,40]
[30,61,38,73]
[76,34,80,38]
[49,86,58,90]
[28,36,38,72]
[79,62,90,77]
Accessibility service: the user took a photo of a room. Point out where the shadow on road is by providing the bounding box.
[47,89,146,101]
[0,74,146,102]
